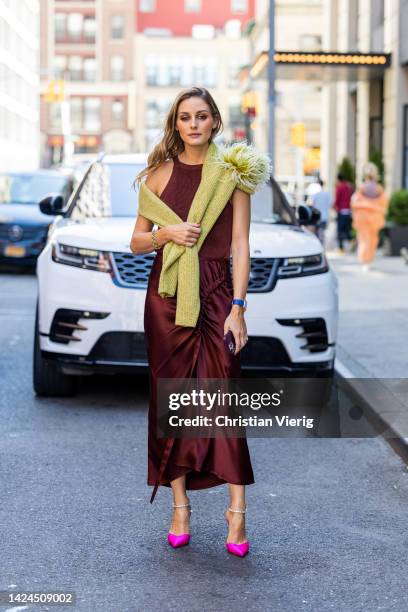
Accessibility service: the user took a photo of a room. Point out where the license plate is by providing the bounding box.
[4,245,26,258]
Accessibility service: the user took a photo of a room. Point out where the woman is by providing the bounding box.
[130,87,269,557]
[351,162,388,271]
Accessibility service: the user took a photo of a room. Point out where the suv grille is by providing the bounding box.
[111,252,155,288]
[244,257,279,292]
[111,252,279,293]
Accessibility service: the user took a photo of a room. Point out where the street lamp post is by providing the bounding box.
[268,0,276,169]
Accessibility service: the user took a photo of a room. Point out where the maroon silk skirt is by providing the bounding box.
[144,249,255,503]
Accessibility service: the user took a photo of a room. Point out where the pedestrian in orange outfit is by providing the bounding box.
[351,162,388,271]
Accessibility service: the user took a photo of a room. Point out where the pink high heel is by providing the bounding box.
[225,505,249,557]
[167,500,192,548]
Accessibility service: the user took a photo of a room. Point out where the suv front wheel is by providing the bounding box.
[33,305,78,397]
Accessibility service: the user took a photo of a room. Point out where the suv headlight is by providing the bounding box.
[51,242,112,273]
[277,253,328,278]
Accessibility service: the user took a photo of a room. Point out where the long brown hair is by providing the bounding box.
[134,87,223,184]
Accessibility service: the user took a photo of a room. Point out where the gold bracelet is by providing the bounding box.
[151,229,161,251]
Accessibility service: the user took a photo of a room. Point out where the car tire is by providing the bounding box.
[33,305,78,397]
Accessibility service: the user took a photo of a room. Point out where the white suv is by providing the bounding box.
[34,154,338,396]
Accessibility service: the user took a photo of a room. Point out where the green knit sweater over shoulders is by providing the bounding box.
[137,141,271,327]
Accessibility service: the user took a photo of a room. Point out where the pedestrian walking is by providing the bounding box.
[350,162,388,271]
[130,87,270,557]
[311,179,332,246]
[334,172,354,252]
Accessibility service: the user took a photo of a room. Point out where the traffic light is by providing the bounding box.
[43,80,65,103]
[241,90,259,116]
[290,122,306,147]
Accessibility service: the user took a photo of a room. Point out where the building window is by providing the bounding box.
[54,13,66,40]
[225,19,241,38]
[169,60,182,86]
[145,57,158,86]
[111,55,124,81]
[84,98,101,131]
[83,57,97,81]
[84,17,96,42]
[145,98,172,128]
[143,27,172,36]
[139,0,156,12]
[111,15,125,39]
[185,0,201,12]
[68,55,83,80]
[228,59,244,88]
[70,97,82,131]
[231,0,247,13]
[145,56,169,86]
[67,13,83,40]
[205,58,217,87]
[144,56,218,88]
[49,103,62,129]
[145,99,158,127]
[156,59,170,86]
[112,99,125,126]
[192,61,206,85]
[54,55,66,79]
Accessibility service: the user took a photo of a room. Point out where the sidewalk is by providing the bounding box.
[327,247,408,444]
[328,248,408,378]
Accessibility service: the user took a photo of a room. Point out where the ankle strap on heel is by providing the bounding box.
[228,506,246,514]
[173,501,192,510]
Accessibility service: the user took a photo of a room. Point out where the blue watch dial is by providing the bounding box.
[231,298,247,308]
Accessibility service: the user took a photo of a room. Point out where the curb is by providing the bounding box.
[334,355,408,463]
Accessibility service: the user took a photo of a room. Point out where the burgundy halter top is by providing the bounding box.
[159,155,233,260]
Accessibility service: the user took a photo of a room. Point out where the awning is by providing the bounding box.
[248,50,391,82]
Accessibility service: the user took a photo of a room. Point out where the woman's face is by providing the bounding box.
[175,96,217,147]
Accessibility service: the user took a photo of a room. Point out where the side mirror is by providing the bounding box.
[39,193,65,216]
[297,204,321,226]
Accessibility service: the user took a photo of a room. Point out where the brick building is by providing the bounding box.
[40,0,136,165]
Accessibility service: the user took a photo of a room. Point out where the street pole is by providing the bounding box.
[61,98,73,167]
[245,25,255,145]
[268,0,276,169]
[245,106,252,144]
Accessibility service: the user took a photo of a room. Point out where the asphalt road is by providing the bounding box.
[1,269,408,612]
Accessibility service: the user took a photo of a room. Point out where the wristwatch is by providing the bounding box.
[231,298,247,311]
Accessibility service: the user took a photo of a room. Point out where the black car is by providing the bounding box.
[0,170,74,266]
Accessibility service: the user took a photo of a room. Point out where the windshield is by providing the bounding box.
[68,161,298,225]
[0,173,70,205]
[250,180,298,225]
[69,162,144,220]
